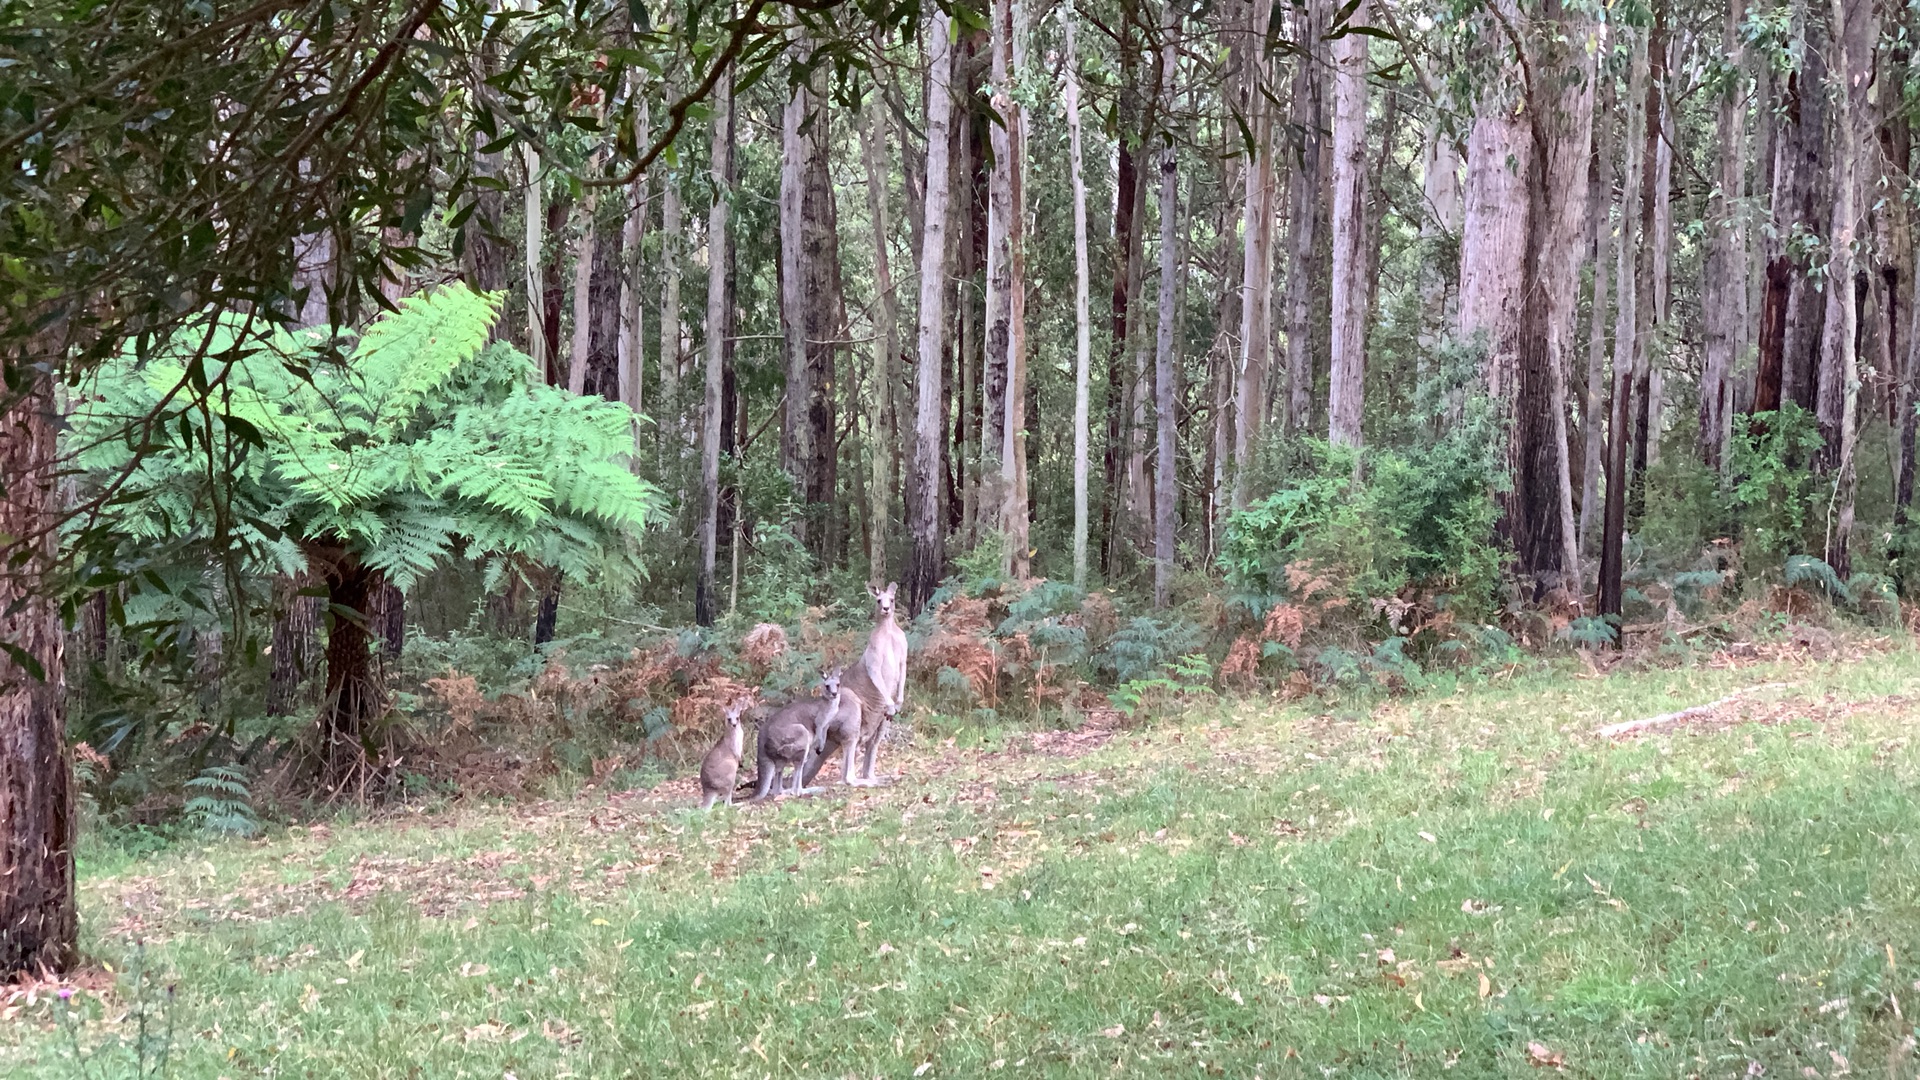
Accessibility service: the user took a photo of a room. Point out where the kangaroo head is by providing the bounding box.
[819,666,844,699]
[723,696,751,728]
[870,582,899,621]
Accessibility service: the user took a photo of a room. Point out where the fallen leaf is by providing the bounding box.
[1101,1024,1125,1038]
[1419,831,1437,844]
[1526,1041,1564,1069]
[1478,972,1492,999]
[463,1021,509,1044]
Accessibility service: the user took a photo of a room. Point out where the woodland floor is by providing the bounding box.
[7,647,1920,1078]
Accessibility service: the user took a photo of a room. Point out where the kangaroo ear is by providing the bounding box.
[883,582,898,599]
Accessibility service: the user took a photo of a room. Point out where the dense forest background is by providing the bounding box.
[4,0,1916,973]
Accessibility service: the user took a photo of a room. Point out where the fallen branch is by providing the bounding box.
[1594,682,1793,739]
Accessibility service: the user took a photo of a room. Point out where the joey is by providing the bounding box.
[698,697,751,809]
[752,668,842,800]
[802,674,866,788]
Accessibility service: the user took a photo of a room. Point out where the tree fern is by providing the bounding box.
[72,283,661,599]
[1784,554,1849,603]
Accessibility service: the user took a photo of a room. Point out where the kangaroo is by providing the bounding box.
[803,674,866,788]
[752,668,842,800]
[835,582,909,786]
[698,697,750,809]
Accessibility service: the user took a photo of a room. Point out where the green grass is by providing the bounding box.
[9,653,1920,1078]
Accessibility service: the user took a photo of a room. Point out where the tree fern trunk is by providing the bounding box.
[312,543,385,794]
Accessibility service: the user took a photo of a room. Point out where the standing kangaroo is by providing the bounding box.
[807,582,907,787]
[699,697,751,809]
[752,668,843,800]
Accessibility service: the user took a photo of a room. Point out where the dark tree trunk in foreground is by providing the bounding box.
[0,368,76,975]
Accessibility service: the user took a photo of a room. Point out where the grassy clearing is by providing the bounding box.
[7,652,1920,1078]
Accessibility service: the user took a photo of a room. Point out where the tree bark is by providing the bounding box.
[658,154,684,427]
[267,569,320,717]
[1231,0,1277,509]
[1284,0,1327,435]
[1821,0,1874,574]
[1102,0,1149,576]
[567,173,601,397]
[1601,29,1650,619]
[696,73,733,627]
[906,8,957,616]
[1772,0,1833,415]
[993,0,1032,577]
[978,0,1015,535]
[1152,16,1180,608]
[0,364,75,975]
[618,100,650,449]
[778,65,843,561]
[1578,74,1615,553]
[1627,4,1667,523]
[522,142,547,381]
[1327,0,1369,448]
[309,542,386,793]
[1417,71,1462,411]
[861,86,901,586]
[1700,0,1748,470]
[1065,8,1094,590]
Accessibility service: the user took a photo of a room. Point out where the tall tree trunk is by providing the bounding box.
[1627,4,1667,523]
[540,195,568,384]
[522,142,547,381]
[779,66,843,560]
[1533,9,1598,596]
[978,0,1015,536]
[0,364,75,975]
[1773,0,1833,415]
[567,175,601,397]
[1578,75,1615,554]
[1065,8,1094,590]
[658,157,684,426]
[696,73,733,627]
[1601,29,1650,619]
[1152,16,1180,608]
[1327,0,1369,448]
[1284,0,1327,434]
[1417,77,1462,404]
[994,0,1032,577]
[1700,0,1748,470]
[1641,52,1673,472]
[1460,0,1593,591]
[906,8,957,615]
[618,101,649,449]
[1822,0,1874,574]
[861,86,901,586]
[1892,28,1920,535]
[1230,0,1277,509]
[1102,0,1148,576]
[1457,45,1532,437]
